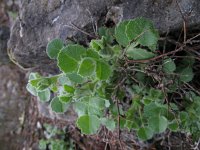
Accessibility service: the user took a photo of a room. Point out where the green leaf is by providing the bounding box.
[47,38,64,59]
[115,21,130,47]
[76,115,101,134]
[163,58,176,73]
[87,97,110,116]
[149,88,164,100]
[50,97,67,113]
[37,78,51,91]
[59,95,71,103]
[26,83,37,96]
[149,116,168,133]
[96,60,112,80]
[66,73,84,84]
[63,45,86,61]
[30,78,42,88]
[143,102,168,118]
[73,101,88,116]
[126,18,159,50]
[74,97,110,117]
[101,118,116,131]
[50,140,67,150]
[73,85,93,99]
[58,75,70,85]
[50,84,58,92]
[98,27,114,44]
[124,120,139,130]
[90,38,104,51]
[99,46,114,58]
[168,120,179,131]
[57,45,86,73]
[177,67,194,82]
[39,139,47,149]
[86,48,100,59]
[37,89,51,102]
[137,127,153,141]
[126,48,155,60]
[78,58,96,77]
[29,72,40,80]
[63,85,75,93]
[57,50,78,73]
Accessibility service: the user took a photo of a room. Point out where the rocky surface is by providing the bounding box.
[0,64,28,150]
[8,0,200,71]
[121,0,200,32]
[0,1,10,64]
[1,0,200,149]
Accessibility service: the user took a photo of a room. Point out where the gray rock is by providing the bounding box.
[0,64,28,150]
[0,1,10,64]
[8,0,200,70]
[8,0,113,70]
[0,26,10,64]
[120,0,200,32]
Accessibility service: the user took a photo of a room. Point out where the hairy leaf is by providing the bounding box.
[50,97,67,113]
[178,67,194,82]
[126,48,155,60]
[137,127,153,140]
[47,38,64,59]
[115,21,130,47]
[26,83,37,96]
[101,118,116,131]
[78,58,96,77]
[149,116,168,133]
[37,89,51,102]
[66,73,84,84]
[126,18,159,50]
[76,115,100,134]
[163,58,176,73]
[57,45,86,73]
[96,60,112,80]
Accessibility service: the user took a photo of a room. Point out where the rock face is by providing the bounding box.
[0,64,28,150]
[2,0,200,149]
[8,0,200,71]
[0,2,10,64]
[121,0,200,32]
[8,0,113,70]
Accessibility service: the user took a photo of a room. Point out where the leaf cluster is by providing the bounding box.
[27,17,199,141]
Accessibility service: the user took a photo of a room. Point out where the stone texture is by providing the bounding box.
[0,64,28,150]
[8,0,200,71]
[120,0,200,32]
[8,0,113,70]
[0,1,10,64]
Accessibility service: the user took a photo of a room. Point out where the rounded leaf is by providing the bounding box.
[50,97,67,113]
[26,83,37,96]
[137,127,153,141]
[47,38,64,59]
[149,116,168,133]
[78,58,96,77]
[126,18,159,50]
[163,58,176,73]
[168,121,179,131]
[76,115,100,134]
[58,51,78,73]
[66,73,84,84]
[37,89,51,102]
[96,60,112,80]
[115,21,130,47]
[57,45,86,73]
[126,48,155,60]
[101,118,116,131]
[178,67,194,82]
